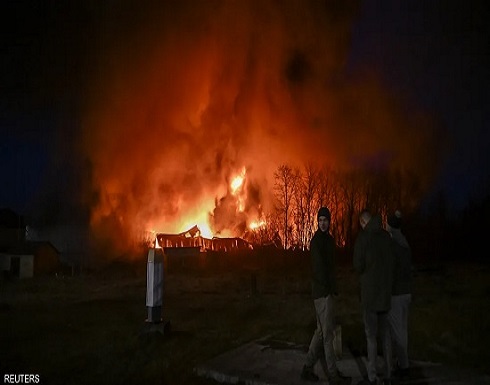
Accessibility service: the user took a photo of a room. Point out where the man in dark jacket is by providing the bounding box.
[386,210,412,379]
[301,207,350,384]
[354,209,394,385]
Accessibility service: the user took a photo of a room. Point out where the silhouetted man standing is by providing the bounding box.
[301,207,350,384]
[354,209,394,385]
[386,210,412,379]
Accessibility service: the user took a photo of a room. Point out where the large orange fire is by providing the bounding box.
[149,166,265,241]
[80,1,442,256]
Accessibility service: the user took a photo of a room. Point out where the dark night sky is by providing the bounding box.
[348,0,490,211]
[1,0,489,217]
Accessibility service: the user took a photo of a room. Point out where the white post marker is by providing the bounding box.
[146,247,164,323]
[144,248,170,335]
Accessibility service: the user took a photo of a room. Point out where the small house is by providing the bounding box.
[1,241,61,279]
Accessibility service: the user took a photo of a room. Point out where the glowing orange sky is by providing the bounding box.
[80,1,443,250]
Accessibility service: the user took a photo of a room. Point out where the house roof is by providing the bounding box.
[7,241,59,255]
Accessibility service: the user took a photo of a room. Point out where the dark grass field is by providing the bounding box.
[1,251,489,385]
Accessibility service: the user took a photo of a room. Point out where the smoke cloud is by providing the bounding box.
[77,1,444,252]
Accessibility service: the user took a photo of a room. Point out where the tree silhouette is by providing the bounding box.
[271,162,424,252]
[273,164,299,250]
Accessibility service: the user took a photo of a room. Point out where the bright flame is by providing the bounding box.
[179,202,214,238]
[145,166,256,241]
[249,219,266,230]
[155,235,161,248]
[147,230,161,248]
[230,167,246,195]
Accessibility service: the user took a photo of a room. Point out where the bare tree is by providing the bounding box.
[300,163,320,248]
[289,163,318,250]
[273,164,299,250]
[335,169,367,250]
[267,162,425,252]
[292,182,306,249]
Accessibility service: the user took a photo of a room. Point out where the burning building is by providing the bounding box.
[156,225,253,253]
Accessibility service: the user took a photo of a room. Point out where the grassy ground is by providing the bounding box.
[1,252,489,385]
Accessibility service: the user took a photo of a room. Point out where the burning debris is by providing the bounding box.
[155,225,253,253]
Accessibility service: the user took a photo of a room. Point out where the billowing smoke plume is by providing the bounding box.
[78,1,443,254]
